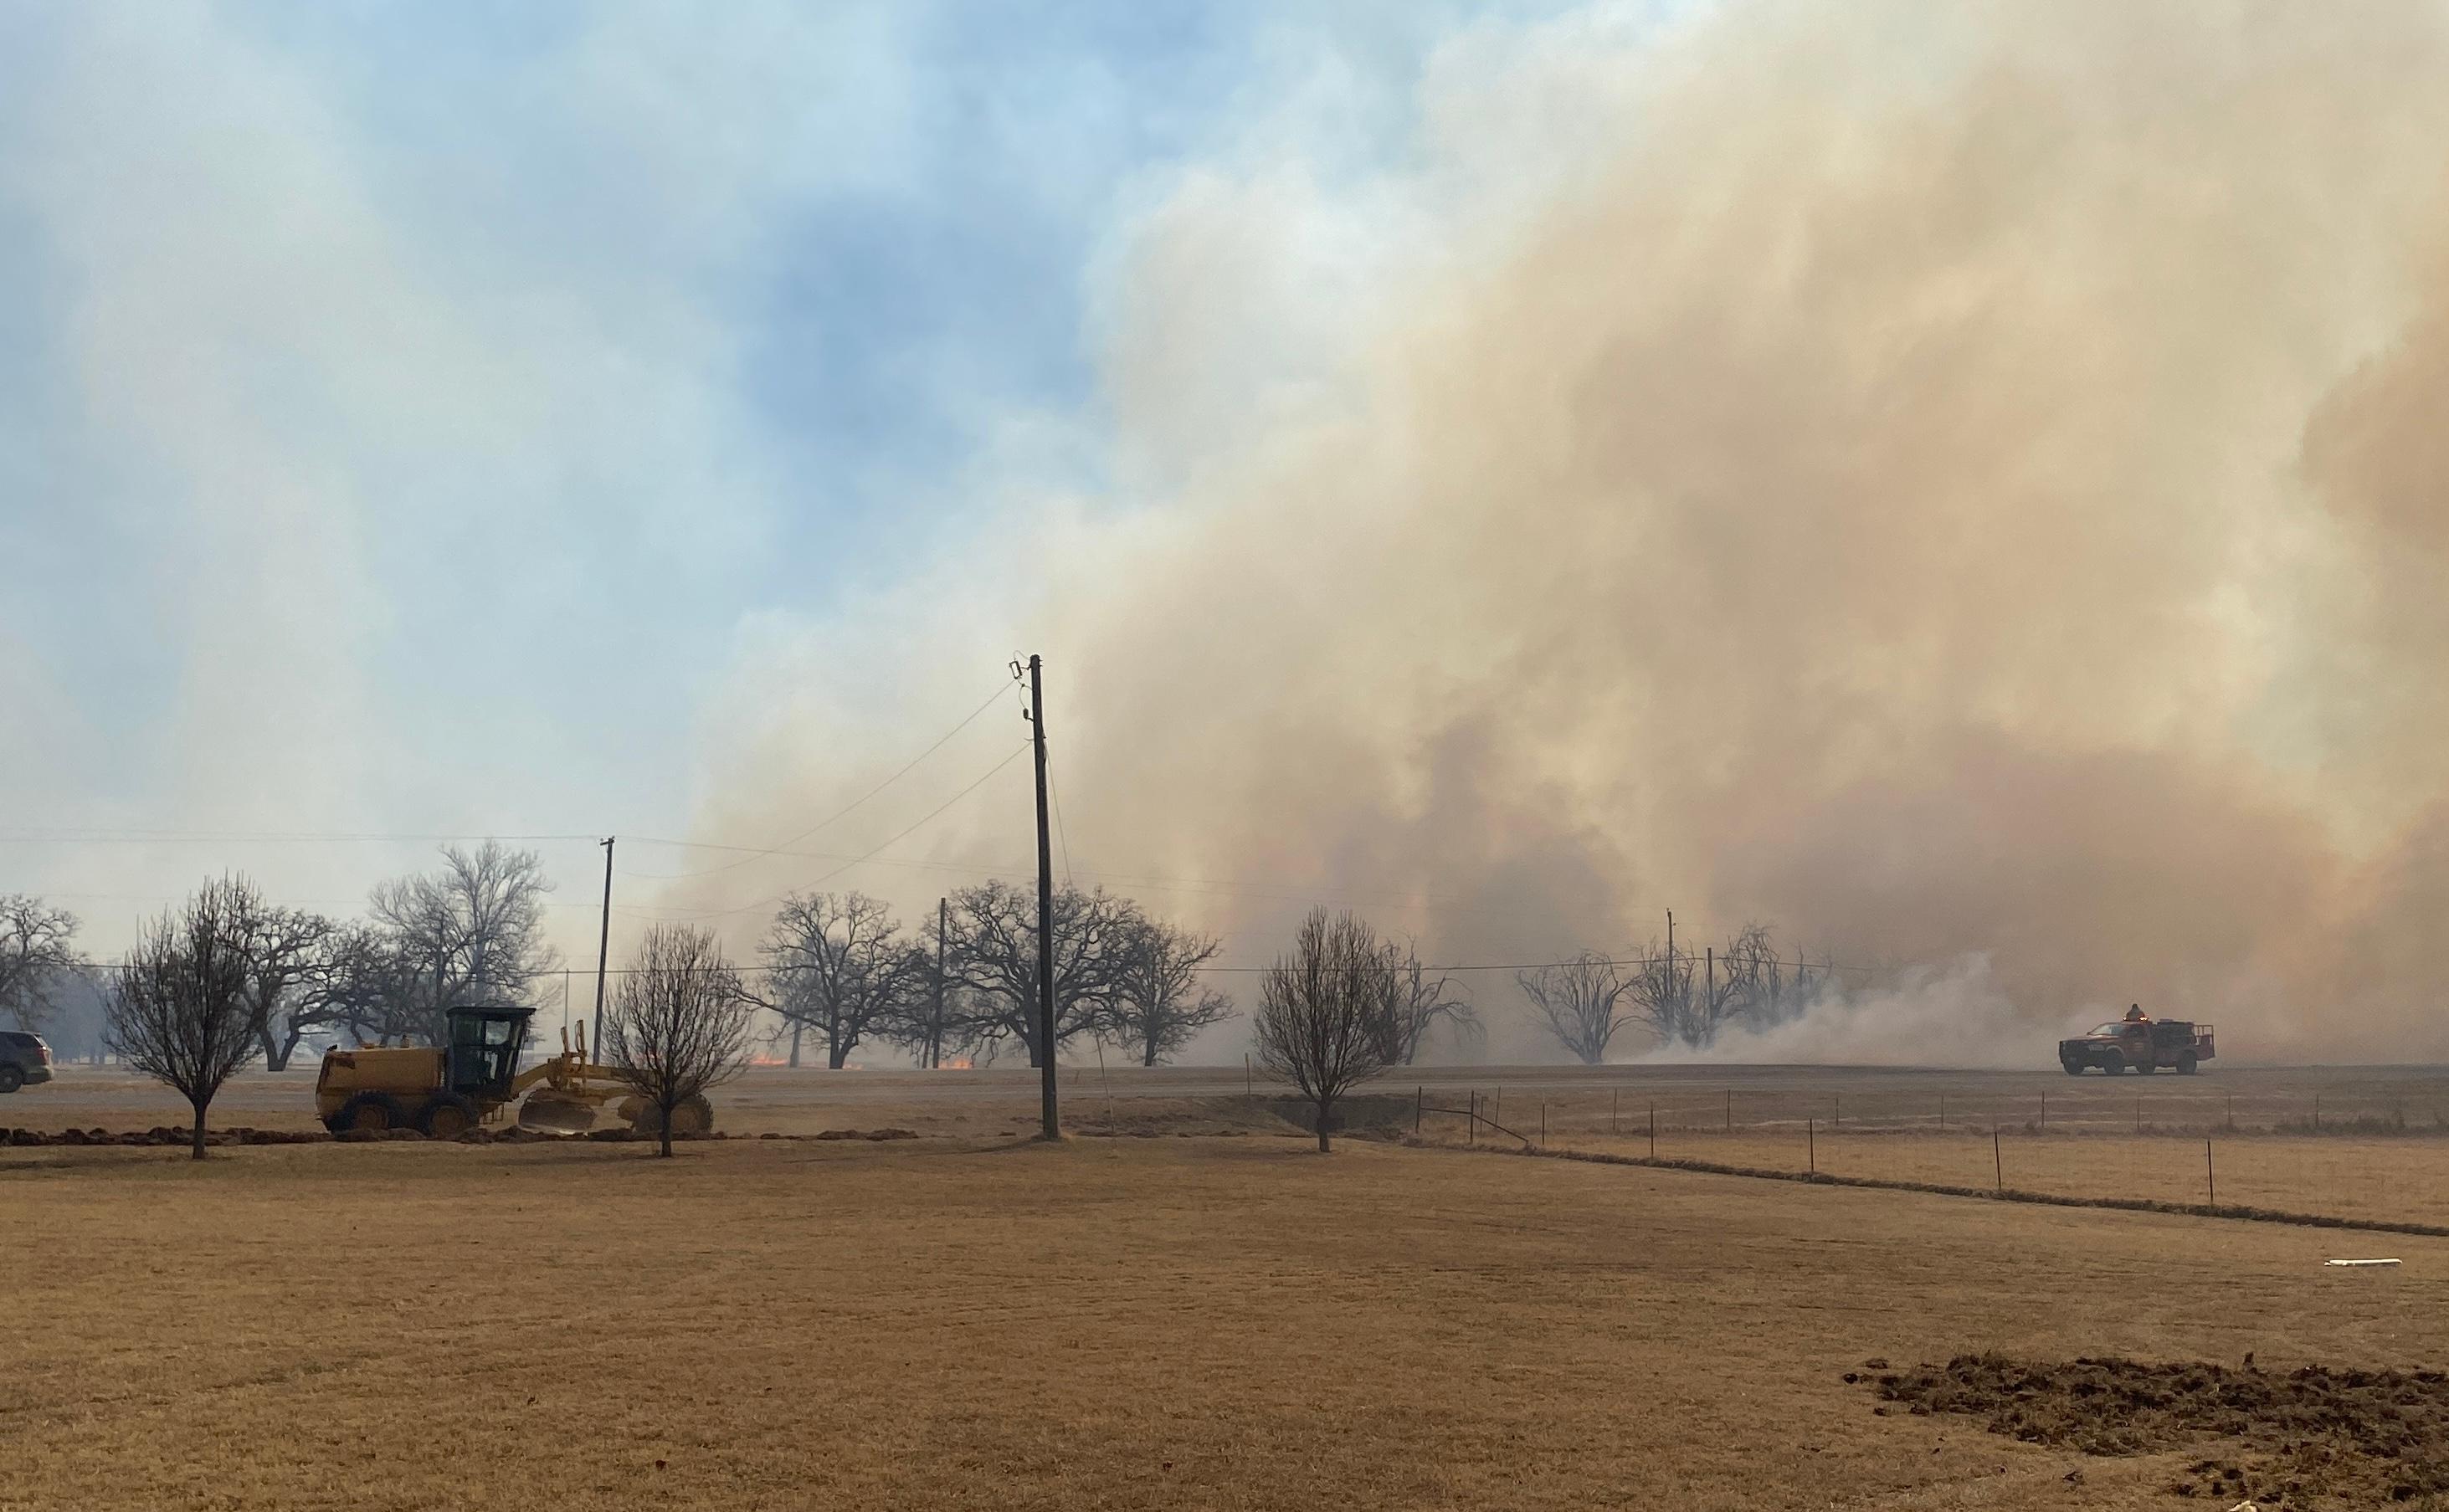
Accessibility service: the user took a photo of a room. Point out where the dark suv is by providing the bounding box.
[0,1030,54,1093]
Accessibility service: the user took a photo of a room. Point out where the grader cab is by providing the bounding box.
[314,1005,712,1137]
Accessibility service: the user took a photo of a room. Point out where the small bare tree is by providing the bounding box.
[1518,952,1636,1064]
[1255,909,1399,1153]
[103,879,260,1160]
[1385,945,1478,1065]
[603,925,756,1157]
[1107,917,1234,1067]
[0,894,79,1035]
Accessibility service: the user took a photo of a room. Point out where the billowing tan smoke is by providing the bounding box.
[683,0,2449,1060]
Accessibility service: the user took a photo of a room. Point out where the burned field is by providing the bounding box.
[1869,1353,2449,1505]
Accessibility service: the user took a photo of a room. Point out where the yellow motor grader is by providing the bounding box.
[313,1004,712,1137]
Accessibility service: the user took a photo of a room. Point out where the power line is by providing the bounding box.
[1046,756,1075,887]
[691,742,1033,920]
[624,679,1016,881]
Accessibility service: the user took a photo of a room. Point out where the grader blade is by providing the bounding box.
[516,1091,598,1134]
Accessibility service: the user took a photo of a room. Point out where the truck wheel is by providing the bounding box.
[418,1094,482,1138]
[0,1064,23,1094]
[335,1091,407,1134]
[2103,1052,2128,1074]
[2177,1053,2198,1075]
[2061,1057,2086,1076]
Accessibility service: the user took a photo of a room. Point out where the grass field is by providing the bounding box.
[14,1064,2449,1509]
[8,1131,2449,1511]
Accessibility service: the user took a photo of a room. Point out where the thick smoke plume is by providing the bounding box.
[684,1,2449,1061]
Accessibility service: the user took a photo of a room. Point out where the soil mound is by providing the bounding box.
[1862,1352,2449,1504]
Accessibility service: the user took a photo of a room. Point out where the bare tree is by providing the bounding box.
[369,842,558,1041]
[1627,935,1704,1048]
[603,925,756,1157]
[883,901,968,1069]
[1107,917,1234,1067]
[102,879,260,1160]
[1715,921,1826,1032]
[1620,924,1826,1050]
[302,923,428,1045]
[0,894,79,1035]
[1255,909,1400,1153]
[1517,951,1636,1064]
[230,900,338,1071]
[942,879,1142,1066]
[759,891,922,1069]
[1385,945,1478,1065]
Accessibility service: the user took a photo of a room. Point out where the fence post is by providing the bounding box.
[1939,1092,1946,1131]
[1724,1088,1732,1133]
[1611,1088,1620,1135]
[1993,1127,2002,1195]
[1649,1104,1656,1160]
[1415,1084,1424,1135]
[2039,1092,2046,1133]
[1541,1102,1548,1147]
[1468,1091,1476,1147]
[1835,1092,1841,1129]
[1493,1089,1501,1128]
[1808,1115,1815,1176]
[2205,1138,2215,1206]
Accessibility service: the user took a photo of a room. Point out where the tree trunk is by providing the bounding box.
[659,1101,674,1159]
[829,1039,850,1070]
[190,1097,208,1161]
[1316,1096,1332,1154]
[788,1022,802,1069]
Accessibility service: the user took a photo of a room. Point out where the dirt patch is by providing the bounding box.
[1862,1352,2449,1504]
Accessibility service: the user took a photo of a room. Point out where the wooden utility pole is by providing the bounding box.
[1028,654,1058,1140]
[591,838,614,1059]
[933,897,949,1070]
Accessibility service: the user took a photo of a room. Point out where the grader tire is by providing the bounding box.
[334,1092,407,1134]
[418,1094,482,1138]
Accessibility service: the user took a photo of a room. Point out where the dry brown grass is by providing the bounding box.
[8,1135,2449,1511]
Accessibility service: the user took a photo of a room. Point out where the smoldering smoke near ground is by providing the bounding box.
[687,1,2449,1061]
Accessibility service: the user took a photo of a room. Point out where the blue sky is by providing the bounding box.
[0,0,1635,941]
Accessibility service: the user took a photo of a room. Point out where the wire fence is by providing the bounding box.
[1406,1082,2449,1231]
